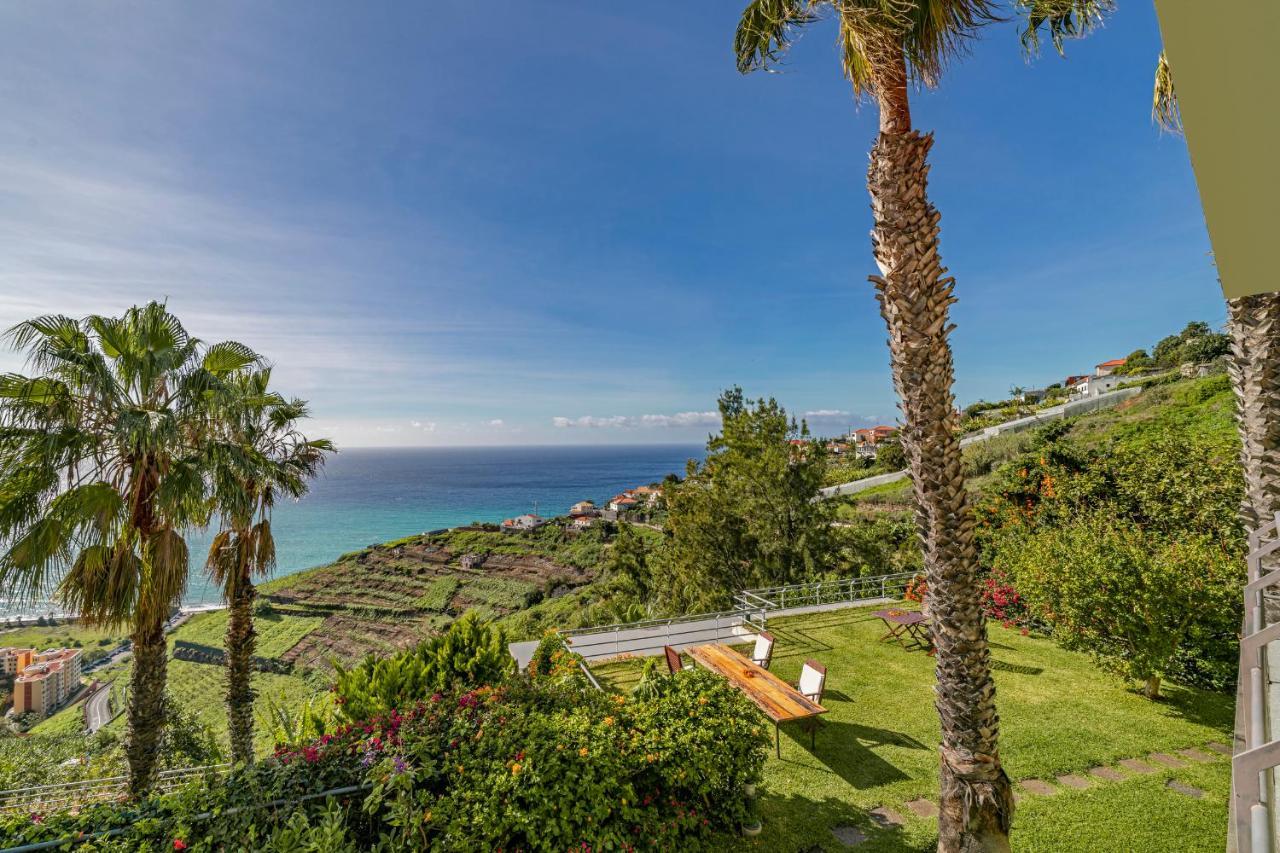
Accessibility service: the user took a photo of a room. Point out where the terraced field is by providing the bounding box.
[257,527,603,665]
[173,609,326,658]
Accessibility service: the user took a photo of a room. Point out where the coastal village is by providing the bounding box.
[500,484,665,532]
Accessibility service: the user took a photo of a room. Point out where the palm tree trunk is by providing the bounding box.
[225,575,258,765]
[125,617,168,798]
[1227,293,1280,556]
[868,55,1013,853]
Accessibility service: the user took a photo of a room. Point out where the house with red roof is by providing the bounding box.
[1094,358,1127,377]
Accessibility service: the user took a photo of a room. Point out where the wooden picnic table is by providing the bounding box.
[873,608,932,651]
[686,643,826,758]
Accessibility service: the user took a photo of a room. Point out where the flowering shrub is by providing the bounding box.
[903,574,927,604]
[526,629,585,682]
[979,567,1033,630]
[0,666,766,850]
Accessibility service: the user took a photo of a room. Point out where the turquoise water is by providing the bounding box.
[180,444,702,606]
[4,444,703,617]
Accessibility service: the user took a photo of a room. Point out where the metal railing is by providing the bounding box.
[562,570,915,663]
[1233,511,1280,853]
[736,571,916,614]
[0,764,231,814]
[564,609,753,662]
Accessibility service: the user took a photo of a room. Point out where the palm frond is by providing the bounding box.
[202,341,262,377]
[1152,51,1182,134]
[1014,0,1114,56]
[901,0,1002,87]
[735,0,821,74]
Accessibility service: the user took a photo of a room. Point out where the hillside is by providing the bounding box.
[834,372,1236,518]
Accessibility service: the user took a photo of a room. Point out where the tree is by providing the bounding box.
[997,514,1238,699]
[875,440,907,471]
[657,388,835,613]
[204,369,333,765]
[608,522,655,604]
[734,4,1014,847]
[0,303,258,795]
[1118,348,1152,374]
[1020,1,1280,598]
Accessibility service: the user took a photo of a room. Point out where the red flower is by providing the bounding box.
[174,841,188,851]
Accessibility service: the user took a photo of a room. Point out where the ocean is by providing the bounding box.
[3,444,703,617]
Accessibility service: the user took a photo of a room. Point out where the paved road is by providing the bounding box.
[816,386,1142,501]
[84,685,112,733]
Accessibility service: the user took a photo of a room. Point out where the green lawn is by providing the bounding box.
[171,609,324,659]
[589,606,1233,851]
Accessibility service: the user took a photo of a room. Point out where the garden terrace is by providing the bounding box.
[590,603,1234,851]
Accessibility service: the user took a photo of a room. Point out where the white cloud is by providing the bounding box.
[801,409,850,419]
[552,411,719,429]
[486,419,505,428]
[410,421,438,432]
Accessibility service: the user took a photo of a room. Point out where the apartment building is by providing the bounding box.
[11,648,82,719]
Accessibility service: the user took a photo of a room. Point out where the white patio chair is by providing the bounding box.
[751,631,775,670]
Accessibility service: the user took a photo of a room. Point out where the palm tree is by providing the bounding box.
[734,3,1013,850]
[204,369,333,765]
[0,302,259,796]
[1019,1,1280,576]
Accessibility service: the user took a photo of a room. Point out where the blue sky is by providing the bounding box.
[0,2,1223,446]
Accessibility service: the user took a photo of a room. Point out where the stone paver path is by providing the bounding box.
[1019,779,1057,796]
[1148,752,1187,769]
[877,742,1226,842]
[1166,779,1205,799]
[1057,774,1092,790]
[1119,758,1159,774]
[831,826,868,846]
[1089,766,1126,782]
[869,807,903,828]
[905,799,938,819]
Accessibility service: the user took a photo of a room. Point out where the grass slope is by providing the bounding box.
[172,609,325,658]
[590,605,1232,851]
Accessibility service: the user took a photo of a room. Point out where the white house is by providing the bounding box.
[1072,373,1126,398]
[608,495,639,512]
[501,514,546,531]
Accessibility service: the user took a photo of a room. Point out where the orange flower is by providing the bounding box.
[579,747,589,757]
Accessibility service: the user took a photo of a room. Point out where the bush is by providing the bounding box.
[996,513,1241,699]
[332,612,513,722]
[360,671,766,850]
[2,673,767,851]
